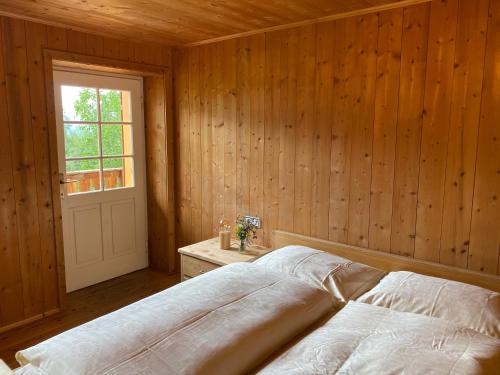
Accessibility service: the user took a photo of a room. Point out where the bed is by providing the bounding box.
[1,230,499,374]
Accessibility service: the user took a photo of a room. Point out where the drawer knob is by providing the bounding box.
[199,270,204,274]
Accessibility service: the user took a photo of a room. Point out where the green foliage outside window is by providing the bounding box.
[64,89,125,172]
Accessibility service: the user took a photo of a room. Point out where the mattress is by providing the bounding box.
[14,263,334,375]
[257,301,500,375]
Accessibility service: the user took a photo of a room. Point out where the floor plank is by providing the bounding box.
[0,268,180,368]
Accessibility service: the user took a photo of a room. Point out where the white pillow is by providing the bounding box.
[357,271,500,339]
[254,246,385,306]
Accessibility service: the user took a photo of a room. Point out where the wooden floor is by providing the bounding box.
[0,268,180,368]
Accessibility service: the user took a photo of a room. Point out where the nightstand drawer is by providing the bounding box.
[182,255,219,278]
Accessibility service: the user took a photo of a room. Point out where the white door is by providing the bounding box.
[53,68,148,292]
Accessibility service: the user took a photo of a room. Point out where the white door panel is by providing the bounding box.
[107,199,137,256]
[54,68,148,292]
[71,205,104,265]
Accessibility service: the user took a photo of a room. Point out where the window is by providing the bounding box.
[61,86,135,194]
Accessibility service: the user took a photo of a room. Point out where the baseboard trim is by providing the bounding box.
[0,308,60,334]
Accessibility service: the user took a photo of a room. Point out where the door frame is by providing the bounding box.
[43,49,176,308]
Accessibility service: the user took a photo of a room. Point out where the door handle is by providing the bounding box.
[59,178,78,184]
[59,172,78,185]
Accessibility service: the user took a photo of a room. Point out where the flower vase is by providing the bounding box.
[239,239,246,253]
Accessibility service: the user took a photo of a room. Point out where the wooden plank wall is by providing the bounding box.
[173,0,500,276]
[0,16,173,331]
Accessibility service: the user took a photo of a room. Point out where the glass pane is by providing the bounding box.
[66,159,101,194]
[61,86,98,122]
[100,89,131,122]
[101,124,133,156]
[103,157,134,190]
[64,124,99,158]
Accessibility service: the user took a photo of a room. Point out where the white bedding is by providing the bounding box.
[15,263,333,375]
[357,271,500,339]
[12,258,499,375]
[257,301,500,375]
[254,246,385,306]
[11,365,42,375]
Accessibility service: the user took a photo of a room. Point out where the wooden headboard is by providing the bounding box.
[271,230,500,292]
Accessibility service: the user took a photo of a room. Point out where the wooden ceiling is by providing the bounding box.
[0,0,426,46]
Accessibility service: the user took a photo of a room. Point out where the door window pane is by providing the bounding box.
[61,83,136,194]
[64,124,99,158]
[101,124,133,156]
[120,91,132,122]
[61,86,98,122]
[66,159,101,194]
[103,157,134,190]
[100,89,131,122]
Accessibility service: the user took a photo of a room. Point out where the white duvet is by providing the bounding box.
[15,263,333,375]
[257,301,500,375]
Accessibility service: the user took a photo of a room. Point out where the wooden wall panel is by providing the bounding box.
[66,30,86,54]
[329,17,355,243]
[85,34,103,57]
[368,8,403,252]
[144,76,168,272]
[248,34,265,244]
[414,0,458,262]
[102,37,120,59]
[2,17,44,319]
[263,32,281,245]
[200,44,213,240]
[211,43,224,236]
[47,26,67,50]
[222,39,237,232]
[188,47,202,244]
[174,0,500,276]
[173,48,191,248]
[347,13,378,247]
[440,0,489,268]
[163,49,176,272]
[293,25,315,237]
[389,4,429,257]
[0,16,173,331]
[277,29,297,233]
[236,37,251,220]
[468,0,500,274]
[25,22,59,313]
[310,22,334,241]
[0,20,24,326]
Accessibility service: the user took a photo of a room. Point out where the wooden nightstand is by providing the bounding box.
[178,237,271,280]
